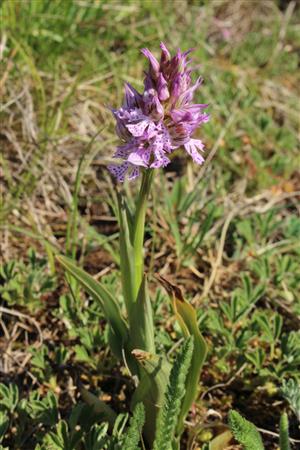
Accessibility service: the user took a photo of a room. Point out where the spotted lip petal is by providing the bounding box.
[126,120,150,137]
[127,150,150,167]
[109,43,210,181]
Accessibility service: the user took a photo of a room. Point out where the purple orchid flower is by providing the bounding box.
[108,43,210,181]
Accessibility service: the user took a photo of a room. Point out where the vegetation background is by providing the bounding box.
[0,0,299,449]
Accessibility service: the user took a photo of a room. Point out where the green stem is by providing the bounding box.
[118,192,136,314]
[133,169,154,300]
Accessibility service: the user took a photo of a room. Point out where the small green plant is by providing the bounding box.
[157,175,218,265]
[26,391,59,427]
[228,410,292,450]
[2,339,190,449]
[0,384,19,413]
[228,410,264,450]
[281,379,300,421]
[0,249,55,311]
[123,403,145,450]
[279,413,291,450]
[0,411,9,445]
[153,337,194,450]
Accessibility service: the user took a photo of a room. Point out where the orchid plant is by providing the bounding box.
[58,43,209,449]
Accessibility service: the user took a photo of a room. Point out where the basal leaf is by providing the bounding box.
[131,350,171,447]
[129,276,155,354]
[157,275,207,434]
[57,255,128,358]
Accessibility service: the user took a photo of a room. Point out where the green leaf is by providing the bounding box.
[43,420,69,450]
[132,170,153,299]
[245,348,266,370]
[80,387,117,428]
[56,255,128,359]
[129,276,155,354]
[209,430,233,450]
[279,413,291,450]
[54,418,82,449]
[84,423,109,450]
[26,391,59,426]
[153,337,194,450]
[131,350,171,447]
[123,403,145,450]
[157,276,207,434]
[202,444,210,450]
[0,383,19,412]
[117,193,136,313]
[228,410,264,450]
[281,379,300,421]
[237,220,254,245]
[0,412,9,443]
[74,345,93,364]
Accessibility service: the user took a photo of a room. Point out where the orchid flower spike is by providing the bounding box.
[109,43,210,182]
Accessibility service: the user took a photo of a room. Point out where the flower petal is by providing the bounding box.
[184,139,205,164]
[108,162,129,182]
[128,166,140,180]
[126,120,149,137]
[127,151,149,167]
[141,48,160,78]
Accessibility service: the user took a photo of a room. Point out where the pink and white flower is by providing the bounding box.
[109,43,210,181]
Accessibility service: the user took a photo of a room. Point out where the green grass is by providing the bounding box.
[0,0,300,449]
